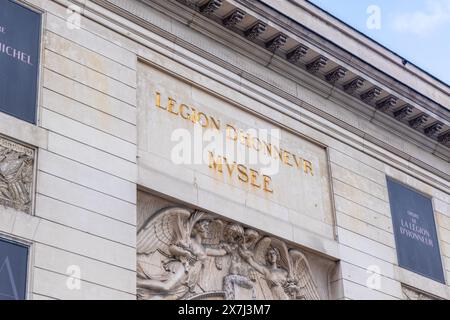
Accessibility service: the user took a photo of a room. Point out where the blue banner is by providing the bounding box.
[0,238,29,300]
[0,0,41,124]
[387,177,445,283]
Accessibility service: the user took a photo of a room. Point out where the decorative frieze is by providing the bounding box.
[265,33,287,52]
[424,122,443,138]
[325,67,346,84]
[286,44,308,64]
[244,21,267,40]
[360,87,381,103]
[223,9,245,28]
[393,105,414,120]
[306,55,327,74]
[343,77,365,95]
[137,207,323,300]
[375,96,398,112]
[199,0,223,15]
[0,137,34,214]
[409,114,429,129]
[402,286,438,300]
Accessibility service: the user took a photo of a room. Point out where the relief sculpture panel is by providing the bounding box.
[137,192,334,300]
[0,137,34,214]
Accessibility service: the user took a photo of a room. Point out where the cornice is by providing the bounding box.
[289,0,450,102]
[80,0,449,186]
[194,0,450,147]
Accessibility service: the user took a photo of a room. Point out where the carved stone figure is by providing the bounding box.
[136,208,226,299]
[241,237,320,300]
[0,138,34,214]
[221,224,258,300]
[136,206,324,300]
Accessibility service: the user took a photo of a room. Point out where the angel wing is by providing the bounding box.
[253,237,272,265]
[289,249,320,300]
[137,207,192,256]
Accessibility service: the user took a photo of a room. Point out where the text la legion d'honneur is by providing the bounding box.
[154,92,315,194]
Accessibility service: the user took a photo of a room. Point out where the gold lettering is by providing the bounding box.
[155,92,166,110]
[167,97,178,115]
[303,160,313,176]
[272,145,283,161]
[249,169,261,188]
[238,130,253,149]
[153,90,315,191]
[263,141,273,157]
[226,124,238,141]
[252,137,262,152]
[179,104,191,120]
[292,154,303,169]
[237,164,249,183]
[283,150,293,167]
[225,159,236,177]
[263,175,273,193]
[208,152,223,173]
[210,116,221,130]
[190,108,198,124]
[197,112,209,128]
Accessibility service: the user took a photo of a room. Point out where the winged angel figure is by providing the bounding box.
[136,207,227,300]
[240,237,321,300]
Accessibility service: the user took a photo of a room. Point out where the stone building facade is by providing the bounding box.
[0,0,449,300]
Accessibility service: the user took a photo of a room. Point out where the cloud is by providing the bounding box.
[392,0,450,36]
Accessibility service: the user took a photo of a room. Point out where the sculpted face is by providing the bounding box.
[267,248,279,265]
[193,220,209,238]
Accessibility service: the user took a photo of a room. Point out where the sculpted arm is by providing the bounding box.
[205,247,227,257]
[169,244,193,260]
[240,251,267,276]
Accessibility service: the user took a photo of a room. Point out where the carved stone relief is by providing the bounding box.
[0,137,34,214]
[137,192,333,300]
[402,285,439,300]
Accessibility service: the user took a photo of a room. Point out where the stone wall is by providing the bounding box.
[0,0,448,300]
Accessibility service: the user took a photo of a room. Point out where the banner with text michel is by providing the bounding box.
[0,0,41,124]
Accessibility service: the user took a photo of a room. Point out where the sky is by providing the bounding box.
[308,0,450,86]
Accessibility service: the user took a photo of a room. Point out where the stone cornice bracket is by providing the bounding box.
[375,95,398,112]
[286,44,308,64]
[325,67,346,85]
[265,33,287,52]
[343,77,364,95]
[223,9,245,28]
[306,55,328,74]
[360,86,381,104]
[178,0,197,9]
[393,105,414,120]
[438,131,450,146]
[244,21,267,40]
[199,0,223,15]
[409,114,429,129]
[424,122,444,138]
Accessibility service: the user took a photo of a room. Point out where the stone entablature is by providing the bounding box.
[168,0,449,149]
